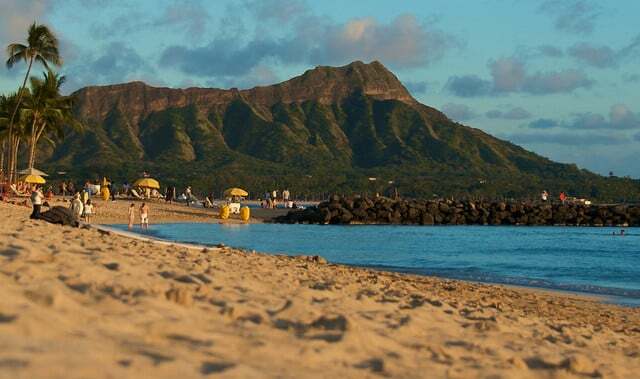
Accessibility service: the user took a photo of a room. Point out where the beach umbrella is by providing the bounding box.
[18,168,48,177]
[224,187,248,197]
[133,178,160,189]
[22,174,46,184]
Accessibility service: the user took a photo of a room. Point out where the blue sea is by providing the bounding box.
[109,223,640,305]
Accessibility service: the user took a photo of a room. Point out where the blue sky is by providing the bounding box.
[1,0,639,177]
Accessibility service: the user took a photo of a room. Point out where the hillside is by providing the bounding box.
[38,61,640,201]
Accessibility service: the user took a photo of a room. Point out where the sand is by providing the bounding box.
[1,201,639,378]
[33,196,291,224]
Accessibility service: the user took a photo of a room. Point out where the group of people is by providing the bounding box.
[128,202,149,230]
[69,192,95,223]
[540,190,568,203]
[261,189,291,209]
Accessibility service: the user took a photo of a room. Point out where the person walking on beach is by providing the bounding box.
[70,193,84,222]
[30,186,44,219]
[83,199,94,224]
[140,202,149,229]
[128,203,136,229]
[185,186,192,207]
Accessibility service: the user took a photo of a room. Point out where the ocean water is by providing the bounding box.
[109,223,640,305]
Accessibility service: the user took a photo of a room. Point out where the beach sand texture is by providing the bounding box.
[1,201,639,378]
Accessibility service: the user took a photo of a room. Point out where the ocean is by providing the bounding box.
[109,223,640,305]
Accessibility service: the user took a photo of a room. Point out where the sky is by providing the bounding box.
[1,0,639,177]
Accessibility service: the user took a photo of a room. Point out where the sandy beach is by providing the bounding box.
[1,201,639,379]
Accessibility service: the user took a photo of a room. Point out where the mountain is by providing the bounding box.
[38,61,639,200]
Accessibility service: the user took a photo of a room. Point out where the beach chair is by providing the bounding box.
[130,188,144,200]
[10,184,30,197]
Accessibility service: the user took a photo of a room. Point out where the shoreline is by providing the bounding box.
[2,200,639,378]
[95,222,634,307]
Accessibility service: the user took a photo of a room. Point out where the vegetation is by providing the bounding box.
[3,22,62,183]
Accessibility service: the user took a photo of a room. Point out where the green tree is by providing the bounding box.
[5,22,61,182]
[22,70,80,169]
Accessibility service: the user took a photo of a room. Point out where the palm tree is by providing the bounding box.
[22,70,80,169]
[5,22,61,183]
[0,93,28,182]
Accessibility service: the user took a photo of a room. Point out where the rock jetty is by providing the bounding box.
[274,196,640,226]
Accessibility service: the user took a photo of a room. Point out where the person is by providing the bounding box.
[283,189,290,203]
[67,182,75,196]
[128,203,136,229]
[185,186,192,207]
[108,181,116,201]
[272,189,278,201]
[541,190,548,202]
[30,186,44,219]
[83,199,94,223]
[140,202,149,229]
[559,191,566,204]
[60,181,67,199]
[70,193,84,222]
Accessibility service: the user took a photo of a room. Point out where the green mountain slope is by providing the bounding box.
[36,61,640,201]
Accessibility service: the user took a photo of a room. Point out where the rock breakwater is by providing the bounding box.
[274,196,640,226]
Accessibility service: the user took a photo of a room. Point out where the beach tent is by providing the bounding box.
[133,178,160,189]
[18,168,48,177]
[224,188,248,197]
[22,174,46,184]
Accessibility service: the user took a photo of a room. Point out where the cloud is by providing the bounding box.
[520,69,594,94]
[505,132,626,146]
[160,11,457,78]
[403,80,430,95]
[528,118,560,129]
[538,45,564,58]
[89,1,211,40]
[538,0,601,34]
[441,103,477,122]
[567,34,640,68]
[0,0,52,43]
[446,57,593,96]
[444,75,492,97]
[525,104,640,130]
[64,42,156,91]
[485,106,532,120]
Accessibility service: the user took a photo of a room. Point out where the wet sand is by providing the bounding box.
[1,201,639,378]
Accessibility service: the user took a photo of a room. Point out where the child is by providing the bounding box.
[83,199,94,223]
[128,203,136,229]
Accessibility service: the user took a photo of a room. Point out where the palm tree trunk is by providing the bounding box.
[7,57,34,184]
[0,140,5,181]
[28,117,38,169]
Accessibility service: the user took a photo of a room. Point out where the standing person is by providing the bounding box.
[67,182,75,196]
[272,189,278,201]
[128,203,136,229]
[559,191,566,204]
[30,186,44,219]
[108,180,116,201]
[541,190,548,202]
[83,199,94,223]
[185,186,192,207]
[70,193,84,222]
[283,189,290,204]
[140,202,149,229]
[60,181,67,199]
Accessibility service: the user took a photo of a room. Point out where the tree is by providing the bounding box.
[5,22,61,183]
[0,93,28,181]
[22,70,80,169]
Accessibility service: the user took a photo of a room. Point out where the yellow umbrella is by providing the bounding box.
[224,187,248,197]
[23,174,46,184]
[133,178,160,189]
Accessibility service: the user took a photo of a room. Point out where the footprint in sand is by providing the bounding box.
[200,361,235,375]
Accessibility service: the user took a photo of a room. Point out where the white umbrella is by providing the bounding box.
[18,168,48,177]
